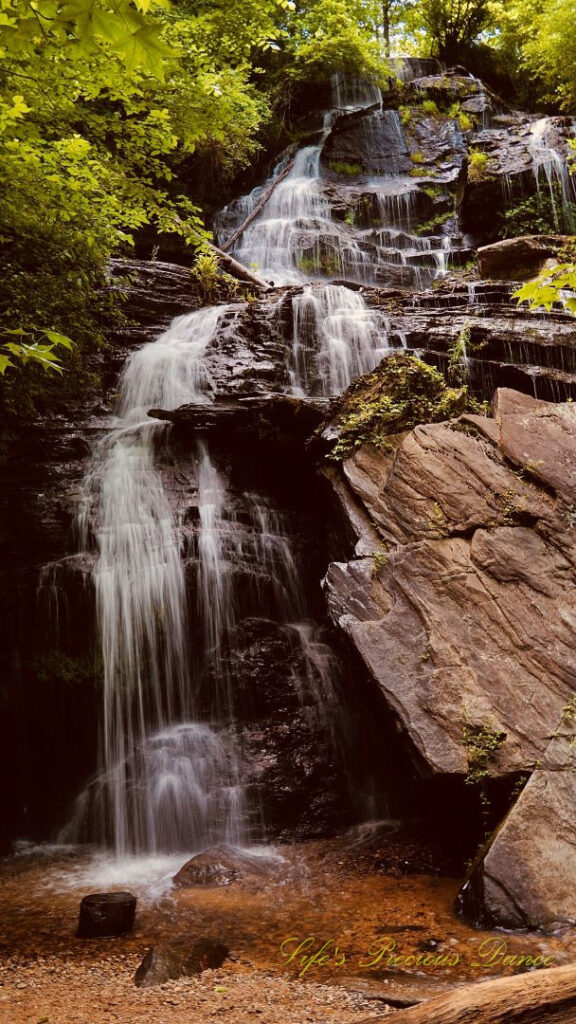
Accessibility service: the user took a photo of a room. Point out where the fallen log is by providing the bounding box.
[221,160,294,253]
[360,963,576,1024]
[205,241,271,292]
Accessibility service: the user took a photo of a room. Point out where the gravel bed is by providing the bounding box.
[0,957,392,1024]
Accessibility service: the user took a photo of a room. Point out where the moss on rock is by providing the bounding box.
[327,354,479,460]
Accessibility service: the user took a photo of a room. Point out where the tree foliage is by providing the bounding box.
[0,0,295,379]
[412,0,492,64]
[279,0,386,79]
[488,0,576,111]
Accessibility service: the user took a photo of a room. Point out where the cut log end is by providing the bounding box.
[76,891,137,939]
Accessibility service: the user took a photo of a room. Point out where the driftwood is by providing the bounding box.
[205,241,271,292]
[360,963,576,1024]
[221,160,295,253]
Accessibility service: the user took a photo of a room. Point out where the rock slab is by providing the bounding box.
[323,387,576,929]
[134,937,229,988]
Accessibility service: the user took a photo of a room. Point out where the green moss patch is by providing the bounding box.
[327,354,479,460]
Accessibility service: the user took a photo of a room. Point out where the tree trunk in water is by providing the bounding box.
[77,892,137,938]
[205,242,272,292]
[221,160,295,253]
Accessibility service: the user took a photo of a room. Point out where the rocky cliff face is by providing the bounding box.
[322,383,576,928]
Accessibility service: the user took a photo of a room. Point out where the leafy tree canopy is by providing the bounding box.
[0,0,292,377]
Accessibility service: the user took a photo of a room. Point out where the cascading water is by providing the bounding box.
[528,118,576,232]
[289,284,386,396]
[64,303,374,855]
[330,71,382,111]
[226,116,361,287]
[217,80,459,296]
[64,308,247,854]
[65,73,442,860]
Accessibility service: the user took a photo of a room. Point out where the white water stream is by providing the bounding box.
[528,117,576,232]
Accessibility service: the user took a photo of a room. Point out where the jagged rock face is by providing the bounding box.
[323,389,576,779]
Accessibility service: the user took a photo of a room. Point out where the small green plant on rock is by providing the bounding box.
[371,546,388,578]
[497,486,527,526]
[421,99,439,116]
[501,186,576,238]
[328,160,363,175]
[463,721,505,784]
[426,501,448,536]
[448,320,471,383]
[468,150,489,183]
[463,719,506,827]
[327,354,478,461]
[415,210,453,236]
[192,249,239,303]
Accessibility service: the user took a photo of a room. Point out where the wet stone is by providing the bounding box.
[134,937,229,988]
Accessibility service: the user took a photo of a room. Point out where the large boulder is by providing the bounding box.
[477,235,571,281]
[173,844,285,888]
[459,725,576,931]
[323,388,576,779]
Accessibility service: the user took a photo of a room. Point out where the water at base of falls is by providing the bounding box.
[60,723,243,854]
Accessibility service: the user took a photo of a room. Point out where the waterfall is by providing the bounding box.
[228,117,347,287]
[330,71,382,111]
[64,300,366,853]
[528,118,576,232]
[65,78,438,859]
[64,307,247,855]
[289,284,386,396]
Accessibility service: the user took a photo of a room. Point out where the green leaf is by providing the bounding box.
[41,329,75,349]
[112,23,171,77]
[0,353,15,374]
